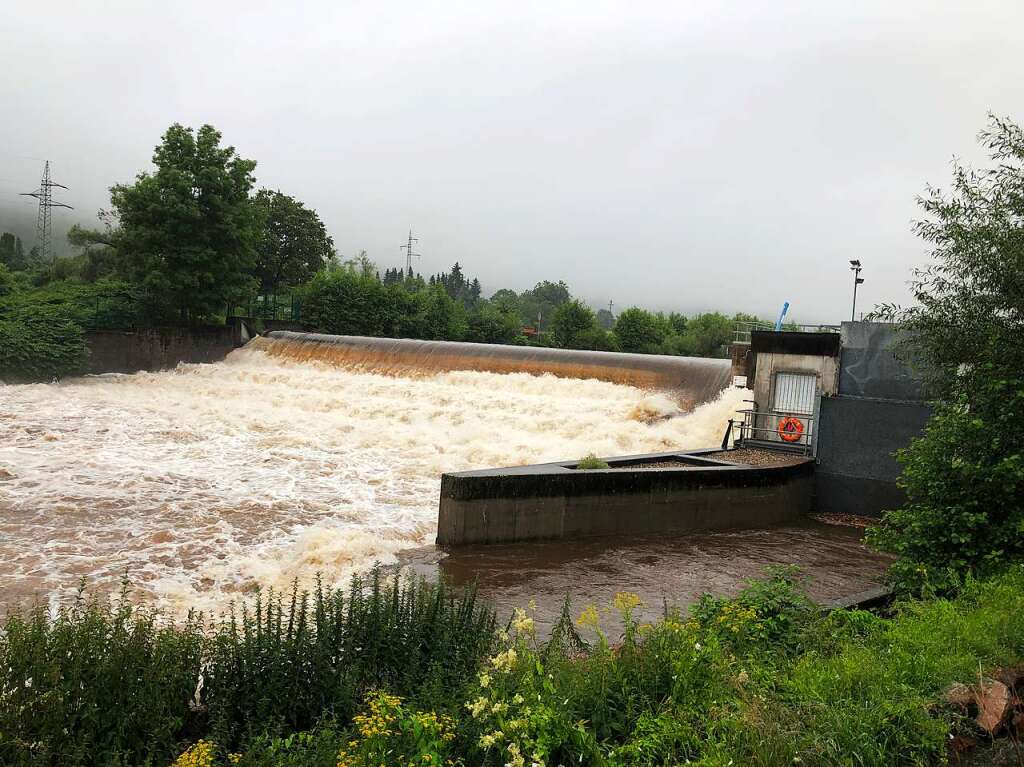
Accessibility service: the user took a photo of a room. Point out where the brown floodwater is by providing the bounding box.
[1,337,889,626]
[402,519,892,636]
[0,345,747,615]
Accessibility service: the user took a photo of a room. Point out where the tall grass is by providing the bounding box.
[0,568,496,767]
[6,566,1024,766]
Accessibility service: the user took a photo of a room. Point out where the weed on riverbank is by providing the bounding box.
[3,567,1024,766]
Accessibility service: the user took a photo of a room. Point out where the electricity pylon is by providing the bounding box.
[20,161,73,261]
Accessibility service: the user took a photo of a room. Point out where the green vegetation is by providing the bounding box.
[576,453,611,470]
[867,115,1024,592]
[0,569,495,767]
[0,299,87,382]
[5,567,1024,766]
[0,122,764,381]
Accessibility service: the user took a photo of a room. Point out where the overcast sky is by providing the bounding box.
[2,1,1021,322]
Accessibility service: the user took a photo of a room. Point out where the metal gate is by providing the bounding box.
[772,372,816,414]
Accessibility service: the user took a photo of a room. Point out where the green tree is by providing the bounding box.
[252,189,335,294]
[678,312,732,357]
[421,282,468,340]
[613,307,666,353]
[867,115,1024,588]
[467,302,522,344]
[551,299,598,349]
[299,262,396,337]
[105,123,259,321]
[519,280,571,328]
[489,289,520,315]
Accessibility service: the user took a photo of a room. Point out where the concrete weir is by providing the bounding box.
[437,450,815,546]
[258,331,733,409]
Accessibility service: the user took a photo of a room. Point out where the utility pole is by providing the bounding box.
[608,299,614,317]
[399,230,421,278]
[849,260,864,321]
[20,161,73,262]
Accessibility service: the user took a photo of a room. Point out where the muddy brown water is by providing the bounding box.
[402,519,892,637]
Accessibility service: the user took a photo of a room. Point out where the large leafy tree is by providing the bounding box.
[108,123,259,321]
[551,299,598,349]
[467,302,522,344]
[867,115,1024,587]
[613,307,667,353]
[252,189,334,294]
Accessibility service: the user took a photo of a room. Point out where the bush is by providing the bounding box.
[0,301,88,382]
[10,567,1024,767]
[0,570,497,767]
[867,117,1024,590]
[0,585,204,767]
[576,453,610,470]
[867,370,1024,592]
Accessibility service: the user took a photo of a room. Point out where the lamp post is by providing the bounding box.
[849,260,864,321]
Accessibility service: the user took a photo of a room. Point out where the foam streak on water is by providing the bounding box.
[0,347,746,613]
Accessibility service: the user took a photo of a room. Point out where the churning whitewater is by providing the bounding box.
[0,346,746,613]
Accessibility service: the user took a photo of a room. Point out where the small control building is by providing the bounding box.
[731,321,932,517]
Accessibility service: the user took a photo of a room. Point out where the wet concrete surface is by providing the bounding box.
[400,518,892,636]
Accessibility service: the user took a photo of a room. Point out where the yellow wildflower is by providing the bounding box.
[576,605,600,629]
[613,592,643,611]
[171,740,217,767]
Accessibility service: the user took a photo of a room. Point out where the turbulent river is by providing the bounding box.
[0,346,749,613]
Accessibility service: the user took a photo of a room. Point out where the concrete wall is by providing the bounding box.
[437,454,815,545]
[812,321,932,517]
[814,396,932,516]
[839,322,928,401]
[84,323,246,374]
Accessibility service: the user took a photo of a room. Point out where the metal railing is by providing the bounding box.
[732,321,841,345]
[229,293,302,322]
[729,408,816,455]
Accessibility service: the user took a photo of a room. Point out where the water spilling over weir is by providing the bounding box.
[0,333,889,616]
[256,331,734,411]
[0,334,752,613]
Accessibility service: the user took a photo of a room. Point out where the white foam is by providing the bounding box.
[0,348,747,613]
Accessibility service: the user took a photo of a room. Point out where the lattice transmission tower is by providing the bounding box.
[21,161,73,261]
[399,229,421,277]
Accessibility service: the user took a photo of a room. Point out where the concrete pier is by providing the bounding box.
[437,450,815,545]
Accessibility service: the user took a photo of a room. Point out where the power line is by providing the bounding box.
[398,229,421,277]
[20,161,73,261]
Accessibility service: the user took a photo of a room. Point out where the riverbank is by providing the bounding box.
[4,565,1024,766]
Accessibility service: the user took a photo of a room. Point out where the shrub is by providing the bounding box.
[867,117,1024,590]
[867,371,1024,592]
[0,585,204,767]
[691,565,817,654]
[203,570,497,746]
[576,453,610,470]
[0,569,497,766]
[0,301,88,382]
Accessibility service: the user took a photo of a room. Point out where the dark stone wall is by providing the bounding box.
[437,457,815,545]
[84,325,244,374]
[815,395,932,516]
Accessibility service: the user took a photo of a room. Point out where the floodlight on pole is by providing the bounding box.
[849,260,864,321]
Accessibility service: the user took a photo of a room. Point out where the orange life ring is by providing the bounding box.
[777,416,804,443]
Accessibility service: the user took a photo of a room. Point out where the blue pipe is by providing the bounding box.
[775,302,790,331]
